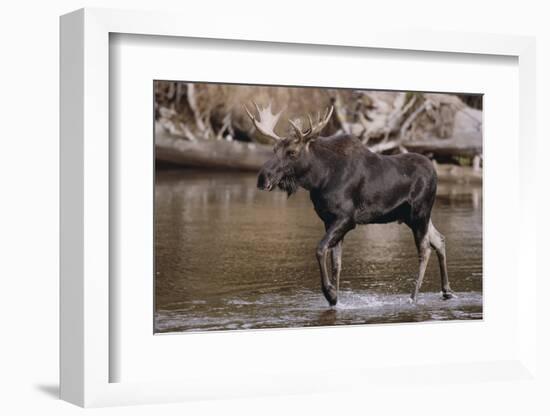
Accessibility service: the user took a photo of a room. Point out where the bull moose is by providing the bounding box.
[246,102,455,306]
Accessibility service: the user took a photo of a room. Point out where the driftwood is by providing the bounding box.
[154,82,482,182]
[156,124,481,183]
[403,133,481,158]
[156,124,271,171]
[155,82,481,150]
[352,98,482,158]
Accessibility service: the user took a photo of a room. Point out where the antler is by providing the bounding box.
[289,106,334,143]
[244,101,284,142]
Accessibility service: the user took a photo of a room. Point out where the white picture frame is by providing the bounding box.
[60,7,539,408]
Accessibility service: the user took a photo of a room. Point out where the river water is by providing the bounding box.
[155,169,482,333]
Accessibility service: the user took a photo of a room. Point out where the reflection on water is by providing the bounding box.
[155,169,482,333]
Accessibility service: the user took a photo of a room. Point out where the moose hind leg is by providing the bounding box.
[428,221,455,299]
[330,241,342,293]
[410,226,432,303]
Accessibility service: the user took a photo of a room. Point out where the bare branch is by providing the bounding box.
[399,101,427,140]
[333,93,352,134]
[216,113,232,141]
[187,83,207,134]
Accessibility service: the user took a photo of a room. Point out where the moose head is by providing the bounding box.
[245,102,334,196]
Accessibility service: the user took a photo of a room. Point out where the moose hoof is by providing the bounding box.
[322,285,338,306]
[441,291,457,300]
[408,296,417,305]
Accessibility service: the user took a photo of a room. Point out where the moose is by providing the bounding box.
[246,102,455,306]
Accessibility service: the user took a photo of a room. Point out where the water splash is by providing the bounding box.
[155,291,482,333]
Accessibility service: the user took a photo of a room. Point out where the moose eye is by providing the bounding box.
[286,150,298,158]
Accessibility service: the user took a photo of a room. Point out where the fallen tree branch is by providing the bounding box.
[399,100,427,140]
[156,122,482,182]
[187,83,207,134]
[402,133,481,158]
[333,92,352,134]
[156,123,271,170]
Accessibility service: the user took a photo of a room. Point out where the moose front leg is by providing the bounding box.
[317,219,353,306]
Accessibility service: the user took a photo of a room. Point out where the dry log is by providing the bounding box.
[369,133,481,158]
[156,123,481,183]
[402,132,481,158]
[156,124,271,171]
[155,82,482,162]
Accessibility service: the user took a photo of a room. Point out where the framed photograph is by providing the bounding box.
[60,8,539,408]
[153,80,483,334]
